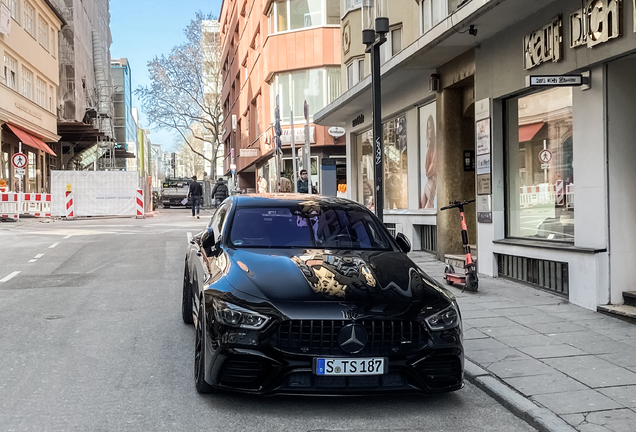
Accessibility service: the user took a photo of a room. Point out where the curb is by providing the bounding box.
[464,360,576,432]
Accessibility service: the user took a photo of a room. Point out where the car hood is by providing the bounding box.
[222,248,451,316]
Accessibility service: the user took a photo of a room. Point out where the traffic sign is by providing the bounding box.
[14,168,25,176]
[538,149,552,163]
[12,152,27,169]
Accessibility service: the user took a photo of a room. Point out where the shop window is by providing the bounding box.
[27,151,36,192]
[1,148,9,181]
[506,87,574,242]
[419,102,437,209]
[356,114,409,211]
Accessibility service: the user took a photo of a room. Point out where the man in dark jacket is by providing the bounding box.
[211,178,229,207]
[297,169,309,193]
[188,176,203,219]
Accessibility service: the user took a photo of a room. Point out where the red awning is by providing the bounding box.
[519,122,545,143]
[5,124,57,156]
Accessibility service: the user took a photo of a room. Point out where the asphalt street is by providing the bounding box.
[0,210,536,432]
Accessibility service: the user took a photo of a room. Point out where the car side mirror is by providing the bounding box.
[395,233,411,254]
[201,227,220,255]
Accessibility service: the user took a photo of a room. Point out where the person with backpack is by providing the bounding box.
[211,177,229,207]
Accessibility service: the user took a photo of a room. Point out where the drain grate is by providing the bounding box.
[497,254,569,295]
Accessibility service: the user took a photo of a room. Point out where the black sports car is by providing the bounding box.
[182,194,463,395]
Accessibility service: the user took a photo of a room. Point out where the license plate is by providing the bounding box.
[315,358,386,376]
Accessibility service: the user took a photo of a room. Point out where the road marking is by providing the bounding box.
[187,232,193,243]
[29,259,37,263]
[64,234,73,239]
[0,271,20,283]
[49,242,60,249]
[35,254,44,259]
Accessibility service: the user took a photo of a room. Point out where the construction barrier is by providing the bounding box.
[20,193,51,218]
[136,189,144,218]
[65,191,75,219]
[0,193,19,221]
[519,183,574,210]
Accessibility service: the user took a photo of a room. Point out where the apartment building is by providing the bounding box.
[219,0,343,194]
[315,0,636,312]
[0,0,64,192]
[111,57,138,170]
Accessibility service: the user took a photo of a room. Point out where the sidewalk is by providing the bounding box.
[409,251,636,432]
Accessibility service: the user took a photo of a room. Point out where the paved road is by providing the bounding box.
[0,210,536,432]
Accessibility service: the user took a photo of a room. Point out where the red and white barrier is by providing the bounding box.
[20,193,51,218]
[519,182,574,210]
[136,189,145,218]
[65,191,75,219]
[0,193,19,221]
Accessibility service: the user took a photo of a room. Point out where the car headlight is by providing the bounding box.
[423,304,460,331]
[212,299,270,330]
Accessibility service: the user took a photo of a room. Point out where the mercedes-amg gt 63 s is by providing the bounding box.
[182,194,463,395]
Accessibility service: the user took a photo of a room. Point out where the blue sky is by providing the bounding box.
[110,0,223,151]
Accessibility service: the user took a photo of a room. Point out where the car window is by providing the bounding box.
[229,205,392,250]
[210,201,231,237]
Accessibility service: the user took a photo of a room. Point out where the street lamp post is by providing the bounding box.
[362,0,388,222]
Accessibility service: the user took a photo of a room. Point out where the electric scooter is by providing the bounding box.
[440,199,478,292]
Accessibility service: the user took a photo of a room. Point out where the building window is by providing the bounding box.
[5,0,20,21]
[36,77,46,107]
[3,53,18,91]
[21,66,33,100]
[271,67,341,123]
[506,87,574,242]
[269,0,340,34]
[346,57,364,90]
[23,1,35,36]
[356,114,409,211]
[422,0,448,34]
[27,151,36,192]
[380,26,402,64]
[345,0,362,11]
[48,84,54,111]
[50,28,56,57]
[38,15,49,49]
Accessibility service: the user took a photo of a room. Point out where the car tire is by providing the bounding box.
[182,263,194,325]
[163,205,170,209]
[194,303,215,394]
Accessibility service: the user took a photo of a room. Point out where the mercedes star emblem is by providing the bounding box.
[338,323,368,354]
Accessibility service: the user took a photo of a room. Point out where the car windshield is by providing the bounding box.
[229,204,393,250]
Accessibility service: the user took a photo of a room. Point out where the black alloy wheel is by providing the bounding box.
[194,304,215,394]
[182,263,194,325]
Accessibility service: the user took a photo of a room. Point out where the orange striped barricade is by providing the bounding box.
[20,193,51,218]
[65,191,75,219]
[0,192,20,221]
[136,189,145,218]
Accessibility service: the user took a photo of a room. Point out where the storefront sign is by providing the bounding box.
[352,114,365,127]
[328,127,346,138]
[239,148,258,157]
[529,75,583,86]
[476,154,491,176]
[279,127,316,145]
[571,0,620,49]
[476,118,491,155]
[523,15,563,70]
[477,174,491,195]
[477,195,492,224]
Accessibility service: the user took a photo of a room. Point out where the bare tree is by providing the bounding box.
[176,132,206,178]
[136,12,222,176]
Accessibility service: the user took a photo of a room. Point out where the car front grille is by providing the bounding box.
[218,355,269,390]
[270,320,428,356]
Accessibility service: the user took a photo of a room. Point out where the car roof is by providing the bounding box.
[232,194,365,209]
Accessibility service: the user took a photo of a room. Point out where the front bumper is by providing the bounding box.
[204,318,464,395]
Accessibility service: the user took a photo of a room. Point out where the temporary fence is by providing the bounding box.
[20,193,51,218]
[519,182,574,209]
[0,193,19,221]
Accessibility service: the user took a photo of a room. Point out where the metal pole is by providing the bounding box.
[290,109,297,192]
[304,101,311,193]
[371,42,384,222]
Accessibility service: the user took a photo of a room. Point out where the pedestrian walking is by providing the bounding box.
[188,175,203,219]
[297,169,309,193]
[211,177,229,207]
[280,172,292,192]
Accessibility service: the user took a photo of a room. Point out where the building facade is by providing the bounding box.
[315,0,636,311]
[0,0,64,192]
[219,0,343,194]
